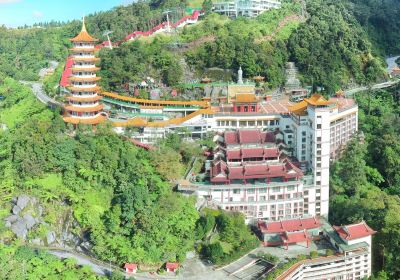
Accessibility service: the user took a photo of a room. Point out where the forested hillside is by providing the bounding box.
[329,87,400,278]
[348,0,400,54]
[0,77,198,265]
[288,0,385,93]
[0,0,394,91]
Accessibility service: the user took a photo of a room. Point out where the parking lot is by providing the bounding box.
[221,254,274,280]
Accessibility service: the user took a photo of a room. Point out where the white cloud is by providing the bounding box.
[0,0,21,4]
[32,10,43,18]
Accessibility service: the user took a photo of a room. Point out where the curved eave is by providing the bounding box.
[66,95,103,102]
[64,115,106,125]
[69,76,101,82]
[71,67,101,72]
[65,104,104,113]
[72,57,100,62]
[68,86,101,92]
[70,32,99,43]
[70,48,96,52]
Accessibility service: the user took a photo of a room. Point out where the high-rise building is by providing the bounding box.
[63,19,106,126]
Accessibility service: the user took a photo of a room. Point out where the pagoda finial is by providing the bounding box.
[81,16,87,33]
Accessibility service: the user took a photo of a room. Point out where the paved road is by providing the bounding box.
[49,250,113,276]
[49,248,226,280]
[20,61,62,106]
[344,80,399,97]
[21,81,61,106]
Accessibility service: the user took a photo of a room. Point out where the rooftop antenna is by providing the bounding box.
[163,10,172,33]
[103,30,113,50]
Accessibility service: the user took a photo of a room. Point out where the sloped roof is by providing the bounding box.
[258,217,321,234]
[281,230,309,244]
[333,221,376,241]
[71,19,99,42]
[289,94,336,116]
[235,93,258,103]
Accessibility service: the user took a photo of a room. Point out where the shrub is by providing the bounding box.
[310,251,319,259]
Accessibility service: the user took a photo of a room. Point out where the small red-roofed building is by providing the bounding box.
[166,262,179,273]
[258,217,321,248]
[257,219,376,279]
[124,263,137,274]
[332,221,376,260]
[233,93,259,113]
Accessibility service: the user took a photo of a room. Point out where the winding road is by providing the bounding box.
[21,61,62,107]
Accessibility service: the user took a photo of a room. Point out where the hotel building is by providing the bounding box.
[213,0,282,18]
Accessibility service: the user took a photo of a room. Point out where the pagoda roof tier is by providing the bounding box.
[66,95,103,102]
[258,217,321,234]
[63,114,106,125]
[72,57,100,62]
[69,76,101,82]
[70,19,99,42]
[71,67,100,72]
[69,48,96,52]
[65,104,104,113]
[68,86,101,92]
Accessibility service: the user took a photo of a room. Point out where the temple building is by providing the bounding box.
[200,129,305,222]
[63,19,106,126]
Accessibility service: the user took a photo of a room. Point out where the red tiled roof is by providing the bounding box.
[242,147,264,158]
[124,263,137,270]
[225,131,239,145]
[333,221,376,241]
[60,56,74,87]
[228,166,244,179]
[166,262,179,270]
[262,131,276,143]
[258,217,321,234]
[244,164,267,176]
[239,129,261,144]
[264,148,279,158]
[281,230,309,244]
[211,160,228,178]
[227,149,241,160]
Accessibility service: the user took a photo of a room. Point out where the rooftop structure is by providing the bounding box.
[262,219,377,280]
[63,19,106,126]
[214,0,282,18]
[211,129,303,184]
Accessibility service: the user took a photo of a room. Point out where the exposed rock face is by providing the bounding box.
[5,196,42,239]
[16,195,32,210]
[46,231,56,245]
[4,195,89,252]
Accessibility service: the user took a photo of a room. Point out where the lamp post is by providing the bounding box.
[103,30,113,50]
[163,10,172,33]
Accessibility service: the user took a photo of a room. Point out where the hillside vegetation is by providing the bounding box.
[329,85,400,278]
[0,78,198,265]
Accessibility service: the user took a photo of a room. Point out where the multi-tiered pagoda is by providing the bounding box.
[63,19,106,126]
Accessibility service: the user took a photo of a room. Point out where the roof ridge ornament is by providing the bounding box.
[82,16,87,33]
